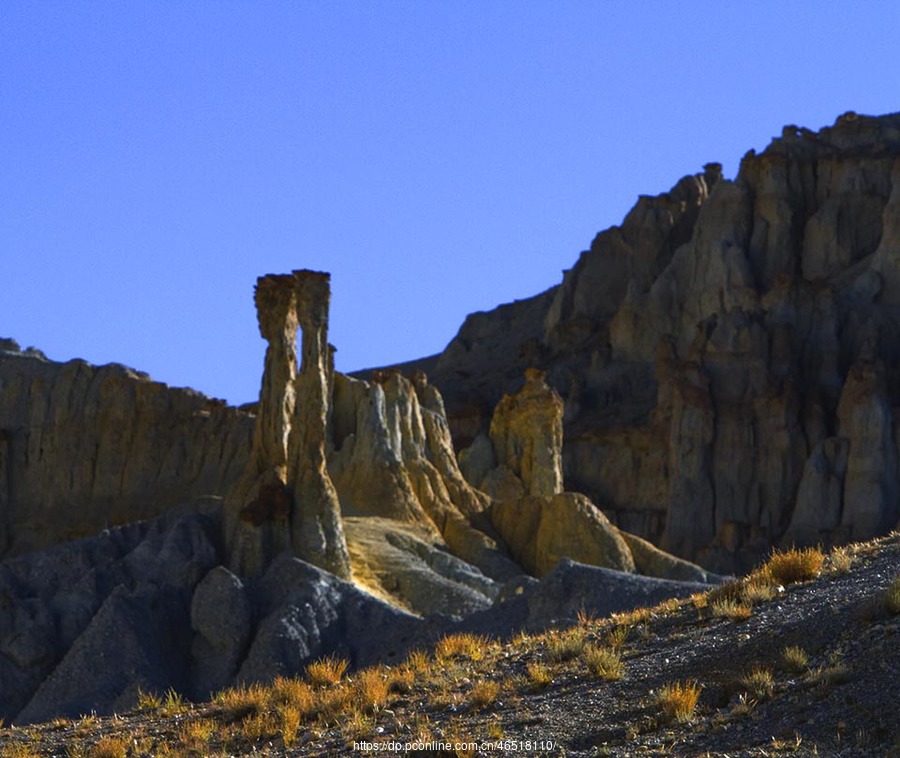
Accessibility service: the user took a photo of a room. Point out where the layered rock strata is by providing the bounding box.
[0,340,252,559]
[398,113,900,573]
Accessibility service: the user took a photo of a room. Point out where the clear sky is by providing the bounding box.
[2,3,898,405]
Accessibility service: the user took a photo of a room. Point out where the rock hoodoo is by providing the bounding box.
[226,270,350,578]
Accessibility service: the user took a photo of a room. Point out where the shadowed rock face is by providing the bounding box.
[396,113,900,573]
[226,271,350,579]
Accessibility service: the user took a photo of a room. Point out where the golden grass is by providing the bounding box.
[604,624,630,649]
[583,645,624,681]
[0,744,42,758]
[88,736,129,758]
[525,661,553,689]
[469,680,501,709]
[306,655,350,687]
[278,704,302,748]
[760,547,824,585]
[213,682,268,721]
[177,717,216,751]
[825,546,855,574]
[656,681,702,723]
[434,633,491,663]
[709,598,752,621]
[543,628,585,663]
[354,667,391,713]
[781,646,809,674]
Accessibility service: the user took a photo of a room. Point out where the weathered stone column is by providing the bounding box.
[287,270,351,579]
[489,368,564,497]
[225,275,297,575]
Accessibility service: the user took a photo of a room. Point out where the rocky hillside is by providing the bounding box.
[2,534,896,757]
[395,112,900,574]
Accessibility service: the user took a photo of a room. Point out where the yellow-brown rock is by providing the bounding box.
[226,271,350,578]
[489,368,564,497]
[490,492,634,577]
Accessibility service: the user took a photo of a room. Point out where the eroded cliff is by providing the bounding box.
[412,112,900,573]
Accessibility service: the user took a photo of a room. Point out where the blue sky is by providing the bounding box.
[3,3,898,405]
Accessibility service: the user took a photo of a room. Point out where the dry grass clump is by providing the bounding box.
[306,655,350,686]
[825,545,855,574]
[656,681,702,723]
[583,645,624,681]
[808,662,851,688]
[604,624,630,649]
[87,736,129,758]
[543,628,585,663]
[177,717,216,752]
[0,744,43,758]
[709,598,752,621]
[525,661,553,689]
[760,547,824,585]
[278,704,302,748]
[434,633,491,663]
[883,576,900,615]
[469,680,501,709]
[213,682,268,721]
[354,667,391,713]
[736,666,774,700]
[781,646,809,674]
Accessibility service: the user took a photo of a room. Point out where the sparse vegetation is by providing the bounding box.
[709,598,752,621]
[434,633,491,663]
[543,628,585,663]
[656,681,702,723]
[469,680,500,709]
[761,547,825,585]
[306,655,350,686]
[883,575,900,615]
[583,645,624,680]
[0,533,895,757]
[736,666,774,700]
[781,645,809,674]
[525,661,553,689]
[87,736,128,758]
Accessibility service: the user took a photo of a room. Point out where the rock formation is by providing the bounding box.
[390,113,900,573]
[0,339,252,559]
[226,271,350,578]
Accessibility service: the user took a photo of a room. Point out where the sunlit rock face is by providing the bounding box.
[421,113,900,573]
[226,270,351,579]
[0,339,252,559]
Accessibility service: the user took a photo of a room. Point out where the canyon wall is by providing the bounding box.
[413,113,900,572]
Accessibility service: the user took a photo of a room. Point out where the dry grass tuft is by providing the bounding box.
[656,681,702,723]
[213,682,268,721]
[306,655,350,687]
[278,704,302,748]
[469,680,501,710]
[525,661,553,689]
[736,666,774,700]
[434,633,492,663]
[604,624,630,649]
[354,667,391,713]
[88,736,129,758]
[709,598,752,621]
[826,546,854,574]
[177,717,216,751]
[761,547,824,585]
[543,628,585,663]
[583,645,624,681]
[781,646,809,674]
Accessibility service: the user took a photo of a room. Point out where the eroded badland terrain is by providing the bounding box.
[1,112,899,756]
